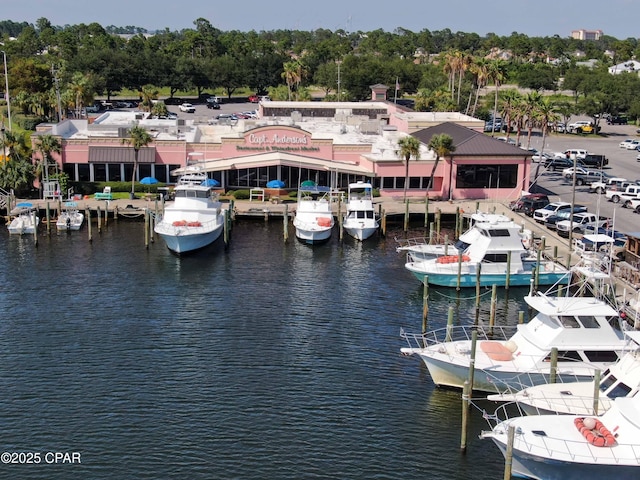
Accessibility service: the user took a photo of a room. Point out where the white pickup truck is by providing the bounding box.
[606,183,640,203]
[590,177,628,194]
[556,212,609,237]
[624,197,640,213]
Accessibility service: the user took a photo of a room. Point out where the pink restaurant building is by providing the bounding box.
[33,88,532,202]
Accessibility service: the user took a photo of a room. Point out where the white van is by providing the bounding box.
[564,149,588,160]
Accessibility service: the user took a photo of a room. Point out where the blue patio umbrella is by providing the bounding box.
[201,178,220,187]
[266,179,285,188]
[140,176,159,185]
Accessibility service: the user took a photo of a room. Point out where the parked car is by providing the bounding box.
[581,154,608,168]
[248,94,259,103]
[619,139,636,148]
[206,98,220,109]
[531,152,553,163]
[562,166,590,178]
[533,201,573,224]
[574,170,610,186]
[556,212,608,237]
[521,197,551,217]
[509,193,549,212]
[567,121,598,134]
[607,115,628,125]
[606,183,640,203]
[544,206,588,230]
[624,139,640,150]
[590,177,629,194]
[545,157,584,171]
[563,149,588,160]
[179,103,196,113]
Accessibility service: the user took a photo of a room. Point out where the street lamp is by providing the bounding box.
[1,50,11,131]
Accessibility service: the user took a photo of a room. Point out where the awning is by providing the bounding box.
[171,151,374,177]
[89,146,156,164]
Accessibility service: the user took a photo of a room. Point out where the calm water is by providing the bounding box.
[0,218,530,479]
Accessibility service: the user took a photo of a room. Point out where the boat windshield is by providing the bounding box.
[175,189,211,199]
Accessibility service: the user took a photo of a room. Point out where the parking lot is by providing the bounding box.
[524,121,640,235]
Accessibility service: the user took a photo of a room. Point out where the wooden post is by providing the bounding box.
[381,209,387,237]
[149,209,154,243]
[429,222,435,244]
[460,380,470,454]
[549,347,558,383]
[535,246,541,291]
[456,251,464,291]
[445,306,454,342]
[114,205,118,221]
[455,206,460,238]
[506,251,512,289]
[489,284,497,334]
[97,206,102,233]
[473,264,482,316]
[592,369,601,416]
[422,277,429,335]
[32,210,38,246]
[86,208,92,242]
[45,201,51,235]
[435,209,441,237]
[144,209,149,248]
[475,201,480,213]
[404,198,409,232]
[503,425,515,480]
[283,204,289,242]
[338,196,344,241]
[468,328,478,392]
[553,245,558,263]
[518,310,524,325]
[224,209,230,247]
[424,196,429,228]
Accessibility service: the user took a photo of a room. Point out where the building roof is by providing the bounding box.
[410,122,530,157]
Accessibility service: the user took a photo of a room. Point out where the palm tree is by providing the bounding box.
[139,85,159,112]
[282,61,301,101]
[68,72,96,118]
[533,98,560,182]
[523,91,543,147]
[34,133,62,196]
[499,89,522,140]
[470,57,489,116]
[487,60,507,137]
[397,135,421,202]
[122,126,153,198]
[426,134,456,199]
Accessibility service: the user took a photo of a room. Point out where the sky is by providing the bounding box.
[2,0,638,39]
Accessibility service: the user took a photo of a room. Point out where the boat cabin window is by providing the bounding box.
[486,229,511,237]
[558,316,581,328]
[584,350,620,363]
[482,254,508,263]
[576,316,600,328]
[454,240,470,251]
[545,350,582,362]
[605,380,632,399]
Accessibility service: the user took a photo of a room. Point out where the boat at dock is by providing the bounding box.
[400,263,634,393]
[7,203,39,235]
[293,180,334,244]
[153,169,225,254]
[56,201,84,231]
[342,181,379,241]
[396,212,515,260]
[403,220,567,287]
[486,330,640,416]
[480,395,640,479]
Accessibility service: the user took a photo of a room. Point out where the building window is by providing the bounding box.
[456,164,518,188]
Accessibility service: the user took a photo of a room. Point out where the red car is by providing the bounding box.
[248,95,259,103]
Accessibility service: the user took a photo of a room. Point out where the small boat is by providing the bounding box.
[403,220,567,287]
[7,203,40,235]
[342,181,379,241]
[400,263,633,393]
[56,202,84,231]
[154,168,225,254]
[480,395,640,479]
[293,180,334,244]
[487,330,640,416]
[396,213,518,260]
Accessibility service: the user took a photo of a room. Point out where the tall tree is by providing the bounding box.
[34,133,62,196]
[426,134,456,199]
[397,135,421,202]
[487,60,507,137]
[121,126,153,198]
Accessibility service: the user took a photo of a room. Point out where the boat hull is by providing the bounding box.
[490,438,639,480]
[407,269,567,287]
[56,213,84,231]
[156,223,224,254]
[7,215,39,235]
[294,225,333,244]
[343,223,378,241]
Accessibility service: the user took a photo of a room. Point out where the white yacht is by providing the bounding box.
[293,180,334,244]
[154,169,225,254]
[481,395,640,479]
[342,181,379,241]
[7,203,39,235]
[401,266,632,393]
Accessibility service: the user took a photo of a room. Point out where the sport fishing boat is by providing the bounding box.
[56,201,85,231]
[154,169,225,254]
[342,181,379,241]
[293,180,334,244]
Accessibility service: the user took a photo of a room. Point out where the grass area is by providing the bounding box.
[112,87,255,100]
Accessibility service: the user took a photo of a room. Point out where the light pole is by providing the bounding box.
[1,50,11,131]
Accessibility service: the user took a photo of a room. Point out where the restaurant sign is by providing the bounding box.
[237,129,319,152]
